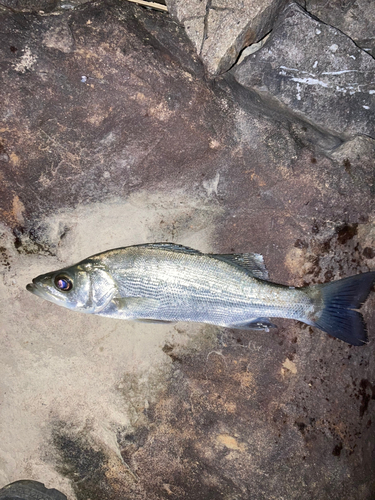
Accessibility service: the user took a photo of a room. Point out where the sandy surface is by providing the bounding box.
[0,189,221,498]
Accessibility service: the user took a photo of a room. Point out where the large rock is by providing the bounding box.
[0,0,90,12]
[233,2,375,142]
[305,0,375,57]
[1,1,375,499]
[166,0,287,75]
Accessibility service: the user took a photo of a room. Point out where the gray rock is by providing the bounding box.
[165,0,288,75]
[1,2,375,500]
[305,0,375,57]
[233,2,375,141]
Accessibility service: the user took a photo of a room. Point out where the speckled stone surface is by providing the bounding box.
[0,2,374,499]
[233,3,375,141]
[165,0,287,75]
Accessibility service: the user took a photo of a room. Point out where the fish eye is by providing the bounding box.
[54,275,73,291]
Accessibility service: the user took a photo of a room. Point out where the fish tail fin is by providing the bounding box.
[309,272,375,346]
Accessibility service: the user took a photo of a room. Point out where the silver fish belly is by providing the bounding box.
[26,242,375,346]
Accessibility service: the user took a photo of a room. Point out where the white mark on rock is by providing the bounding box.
[321,70,359,75]
[13,47,37,73]
[335,85,362,95]
[279,67,368,95]
[81,75,87,83]
[203,172,220,197]
[363,105,370,110]
[291,77,328,88]
[279,65,299,72]
[329,44,338,53]
[313,61,318,69]
[279,66,310,76]
[296,82,302,100]
[349,55,356,60]
[315,28,321,35]
[100,132,116,145]
[209,139,220,149]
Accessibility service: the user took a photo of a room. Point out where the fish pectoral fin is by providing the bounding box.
[228,318,277,331]
[209,253,269,280]
[111,297,160,313]
[93,288,117,313]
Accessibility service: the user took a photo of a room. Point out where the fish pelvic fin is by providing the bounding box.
[308,271,375,346]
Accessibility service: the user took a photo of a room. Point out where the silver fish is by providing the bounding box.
[26,243,375,346]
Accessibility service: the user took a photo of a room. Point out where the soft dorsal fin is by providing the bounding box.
[209,253,269,280]
[138,242,203,255]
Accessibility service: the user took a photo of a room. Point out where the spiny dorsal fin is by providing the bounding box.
[135,243,268,279]
[210,253,269,280]
[138,242,203,255]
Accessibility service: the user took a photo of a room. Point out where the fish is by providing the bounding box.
[26,242,375,346]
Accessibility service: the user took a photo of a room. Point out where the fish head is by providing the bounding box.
[26,260,116,314]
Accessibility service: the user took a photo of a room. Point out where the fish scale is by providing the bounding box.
[81,247,317,324]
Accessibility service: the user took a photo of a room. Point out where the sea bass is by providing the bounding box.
[26,243,375,346]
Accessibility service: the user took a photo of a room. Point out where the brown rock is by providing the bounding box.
[0,2,375,499]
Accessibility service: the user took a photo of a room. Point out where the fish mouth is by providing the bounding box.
[26,281,47,299]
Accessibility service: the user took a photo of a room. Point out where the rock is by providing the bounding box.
[0,0,207,226]
[43,23,75,53]
[305,0,375,57]
[329,135,375,196]
[1,1,375,499]
[233,2,375,142]
[57,0,91,10]
[165,0,288,75]
[330,134,375,165]
[0,0,58,12]
[0,0,90,11]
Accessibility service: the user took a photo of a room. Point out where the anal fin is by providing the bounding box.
[228,318,277,331]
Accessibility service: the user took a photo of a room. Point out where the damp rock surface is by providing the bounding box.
[0,1,375,500]
[305,0,375,57]
[233,2,375,141]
